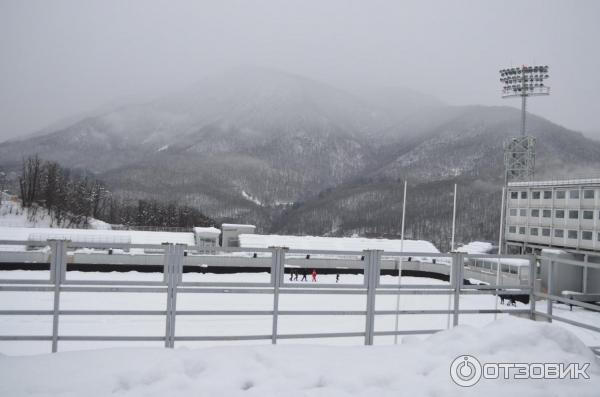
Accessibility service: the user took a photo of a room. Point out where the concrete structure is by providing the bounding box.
[221,224,256,248]
[505,178,600,294]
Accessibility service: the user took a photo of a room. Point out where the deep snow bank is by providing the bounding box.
[0,317,598,396]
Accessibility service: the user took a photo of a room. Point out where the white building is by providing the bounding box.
[505,178,600,294]
[505,178,600,253]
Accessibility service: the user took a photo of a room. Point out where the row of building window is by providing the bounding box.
[509,208,600,220]
[508,226,599,241]
[509,189,597,200]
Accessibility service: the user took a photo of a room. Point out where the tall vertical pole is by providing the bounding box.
[494,187,506,320]
[393,180,407,344]
[451,184,457,251]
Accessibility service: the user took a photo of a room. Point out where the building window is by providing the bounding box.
[532,191,541,199]
[542,228,551,237]
[530,227,539,236]
[520,209,526,217]
[583,189,595,199]
[510,191,518,199]
[509,226,516,233]
[569,190,579,199]
[531,209,539,217]
[555,210,564,218]
[521,191,528,199]
[582,231,592,240]
[583,210,593,220]
[519,227,526,235]
[598,232,600,241]
[543,191,552,199]
[509,208,517,216]
[542,209,551,218]
[556,190,566,199]
[568,210,579,219]
[554,229,564,238]
[568,230,578,239]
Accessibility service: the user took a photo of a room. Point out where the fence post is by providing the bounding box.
[364,249,381,345]
[163,243,184,348]
[529,254,537,320]
[546,259,553,323]
[270,247,286,344]
[49,239,68,353]
[451,252,462,327]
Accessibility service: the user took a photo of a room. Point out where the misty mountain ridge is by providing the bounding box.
[1,67,599,249]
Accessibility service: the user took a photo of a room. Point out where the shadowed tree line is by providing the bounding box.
[17,155,214,228]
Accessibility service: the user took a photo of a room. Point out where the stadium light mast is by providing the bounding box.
[499,65,550,182]
[497,65,550,255]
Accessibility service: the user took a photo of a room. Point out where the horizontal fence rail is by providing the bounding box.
[0,240,597,353]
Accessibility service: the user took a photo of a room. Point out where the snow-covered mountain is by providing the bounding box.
[1,67,600,247]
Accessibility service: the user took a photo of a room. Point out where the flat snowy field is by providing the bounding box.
[0,271,599,395]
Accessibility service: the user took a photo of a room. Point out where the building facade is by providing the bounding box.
[505,178,600,294]
[505,178,600,253]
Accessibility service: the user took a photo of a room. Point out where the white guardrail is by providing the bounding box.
[0,239,598,353]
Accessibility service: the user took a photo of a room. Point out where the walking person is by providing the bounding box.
[336,273,340,283]
[312,269,317,282]
[301,269,307,282]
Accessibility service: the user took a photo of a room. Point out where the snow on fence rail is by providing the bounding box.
[0,239,597,353]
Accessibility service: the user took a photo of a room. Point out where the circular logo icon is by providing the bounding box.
[450,355,482,387]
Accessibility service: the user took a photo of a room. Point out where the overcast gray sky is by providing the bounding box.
[1,0,599,142]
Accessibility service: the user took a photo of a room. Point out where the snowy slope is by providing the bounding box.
[0,198,111,229]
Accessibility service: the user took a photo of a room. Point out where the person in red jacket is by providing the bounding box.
[311,269,317,282]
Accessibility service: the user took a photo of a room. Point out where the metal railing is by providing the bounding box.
[0,239,594,353]
[533,254,600,333]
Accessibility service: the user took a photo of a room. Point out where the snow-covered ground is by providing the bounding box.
[1,271,600,395]
[0,317,598,396]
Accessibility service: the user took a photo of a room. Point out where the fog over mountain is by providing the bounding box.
[2,1,600,142]
[2,67,600,250]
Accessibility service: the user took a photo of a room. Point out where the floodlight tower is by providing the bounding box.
[499,65,550,181]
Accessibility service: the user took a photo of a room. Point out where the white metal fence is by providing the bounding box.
[0,239,597,353]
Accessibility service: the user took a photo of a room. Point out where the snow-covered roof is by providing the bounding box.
[0,227,195,246]
[238,234,439,253]
[193,227,221,237]
[456,241,495,254]
[222,223,256,229]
